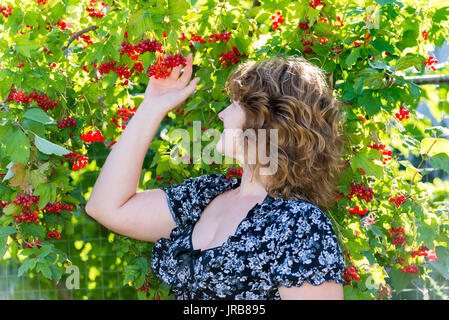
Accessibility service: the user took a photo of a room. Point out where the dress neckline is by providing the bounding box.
[189,175,271,253]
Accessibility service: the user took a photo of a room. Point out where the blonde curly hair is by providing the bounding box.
[224,54,346,212]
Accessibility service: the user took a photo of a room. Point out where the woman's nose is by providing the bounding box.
[218,113,224,121]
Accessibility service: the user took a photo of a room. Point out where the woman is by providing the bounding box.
[86,52,347,300]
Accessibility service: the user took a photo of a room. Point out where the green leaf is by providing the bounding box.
[24,11,38,27]
[417,224,435,249]
[429,153,449,175]
[427,261,449,280]
[34,183,57,209]
[49,264,63,282]
[22,108,55,125]
[15,34,40,58]
[388,267,416,291]
[37,262,52,280]
[50,1,66,21]
[420,138,449,157]
[424,126,449,137]
[33,134,71,156]
[0,226,17,237]
[17,258,38,277]
[351,148,384,178]
[3,203,22,216]
[435,246,449,265]
[5,130,30,164]
[397,29,419,51]
[21,222,46,239]
[345,48,361,67]
[394,55,423,72]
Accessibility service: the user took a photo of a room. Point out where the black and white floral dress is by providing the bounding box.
[150,173,347,300]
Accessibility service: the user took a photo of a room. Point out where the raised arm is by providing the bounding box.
[85,53,200,242]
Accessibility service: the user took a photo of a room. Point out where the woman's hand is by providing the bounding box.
[141,53,200,114]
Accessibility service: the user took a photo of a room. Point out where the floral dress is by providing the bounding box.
[150,173,346,300]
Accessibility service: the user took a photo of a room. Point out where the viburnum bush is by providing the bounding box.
[0,0,449,300]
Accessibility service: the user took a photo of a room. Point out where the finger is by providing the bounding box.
[169,64,183,80]
[179,53,193,85]
[180,77,200,99]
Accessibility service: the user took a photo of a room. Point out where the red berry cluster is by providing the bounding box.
[108,105,137,130]
[343,267,360,285]
[301,38,316,54]
[86,0,108,18]
[80,34,93,45]
[43,202,74,214]
[298,21,309,30]
[37,0,47,4]
[55,20,73,31]
[226,168,243,179]
[389,194,407,208]
[368,144,392,165]
[0,5,12,18]
[147,54,187,79]
[422,30,429,41]
[309,0,326,9]
[132,61,144,75]
[81,129,105,143]
[208,161,216,167]
[0,199,8,208]
[98,61,117,75]
[411,243,429,258]
[155,175,178,184]
[47,230,62,240]
[57,117,77,128]
[13,194,40,208]
[335,16,344,27]
[120,39,164,60]
[188,33,207,45]
[175,107,185,115]
[63,152,89,170]
[78,34,93,50]
[318,17,328,23]
[401,264,418,274]
[335,191,345,201]
[13,210,39,223]
[423,55,438,71]
[388,227,406,246]
[208,32,231,43]
[396,257,405,265]
[347,182,374,202]
[271,11,285,30]
[348,205,368,216]
[6,90,60,112]
[43,47,53,55]
[136,281,151,292]
[112,65,133,81]
[317,37,328,45]
[107,140,117,149]
[17,62,25,68]
[25,240,42,249]
[219,47,247,67]
[395,105,410,121]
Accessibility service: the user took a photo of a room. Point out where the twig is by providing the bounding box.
[60,25,99,51]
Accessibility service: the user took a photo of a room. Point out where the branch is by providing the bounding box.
[403,74,449,85]
[60,25,99,51]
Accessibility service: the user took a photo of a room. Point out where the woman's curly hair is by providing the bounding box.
[224,54,346,212]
